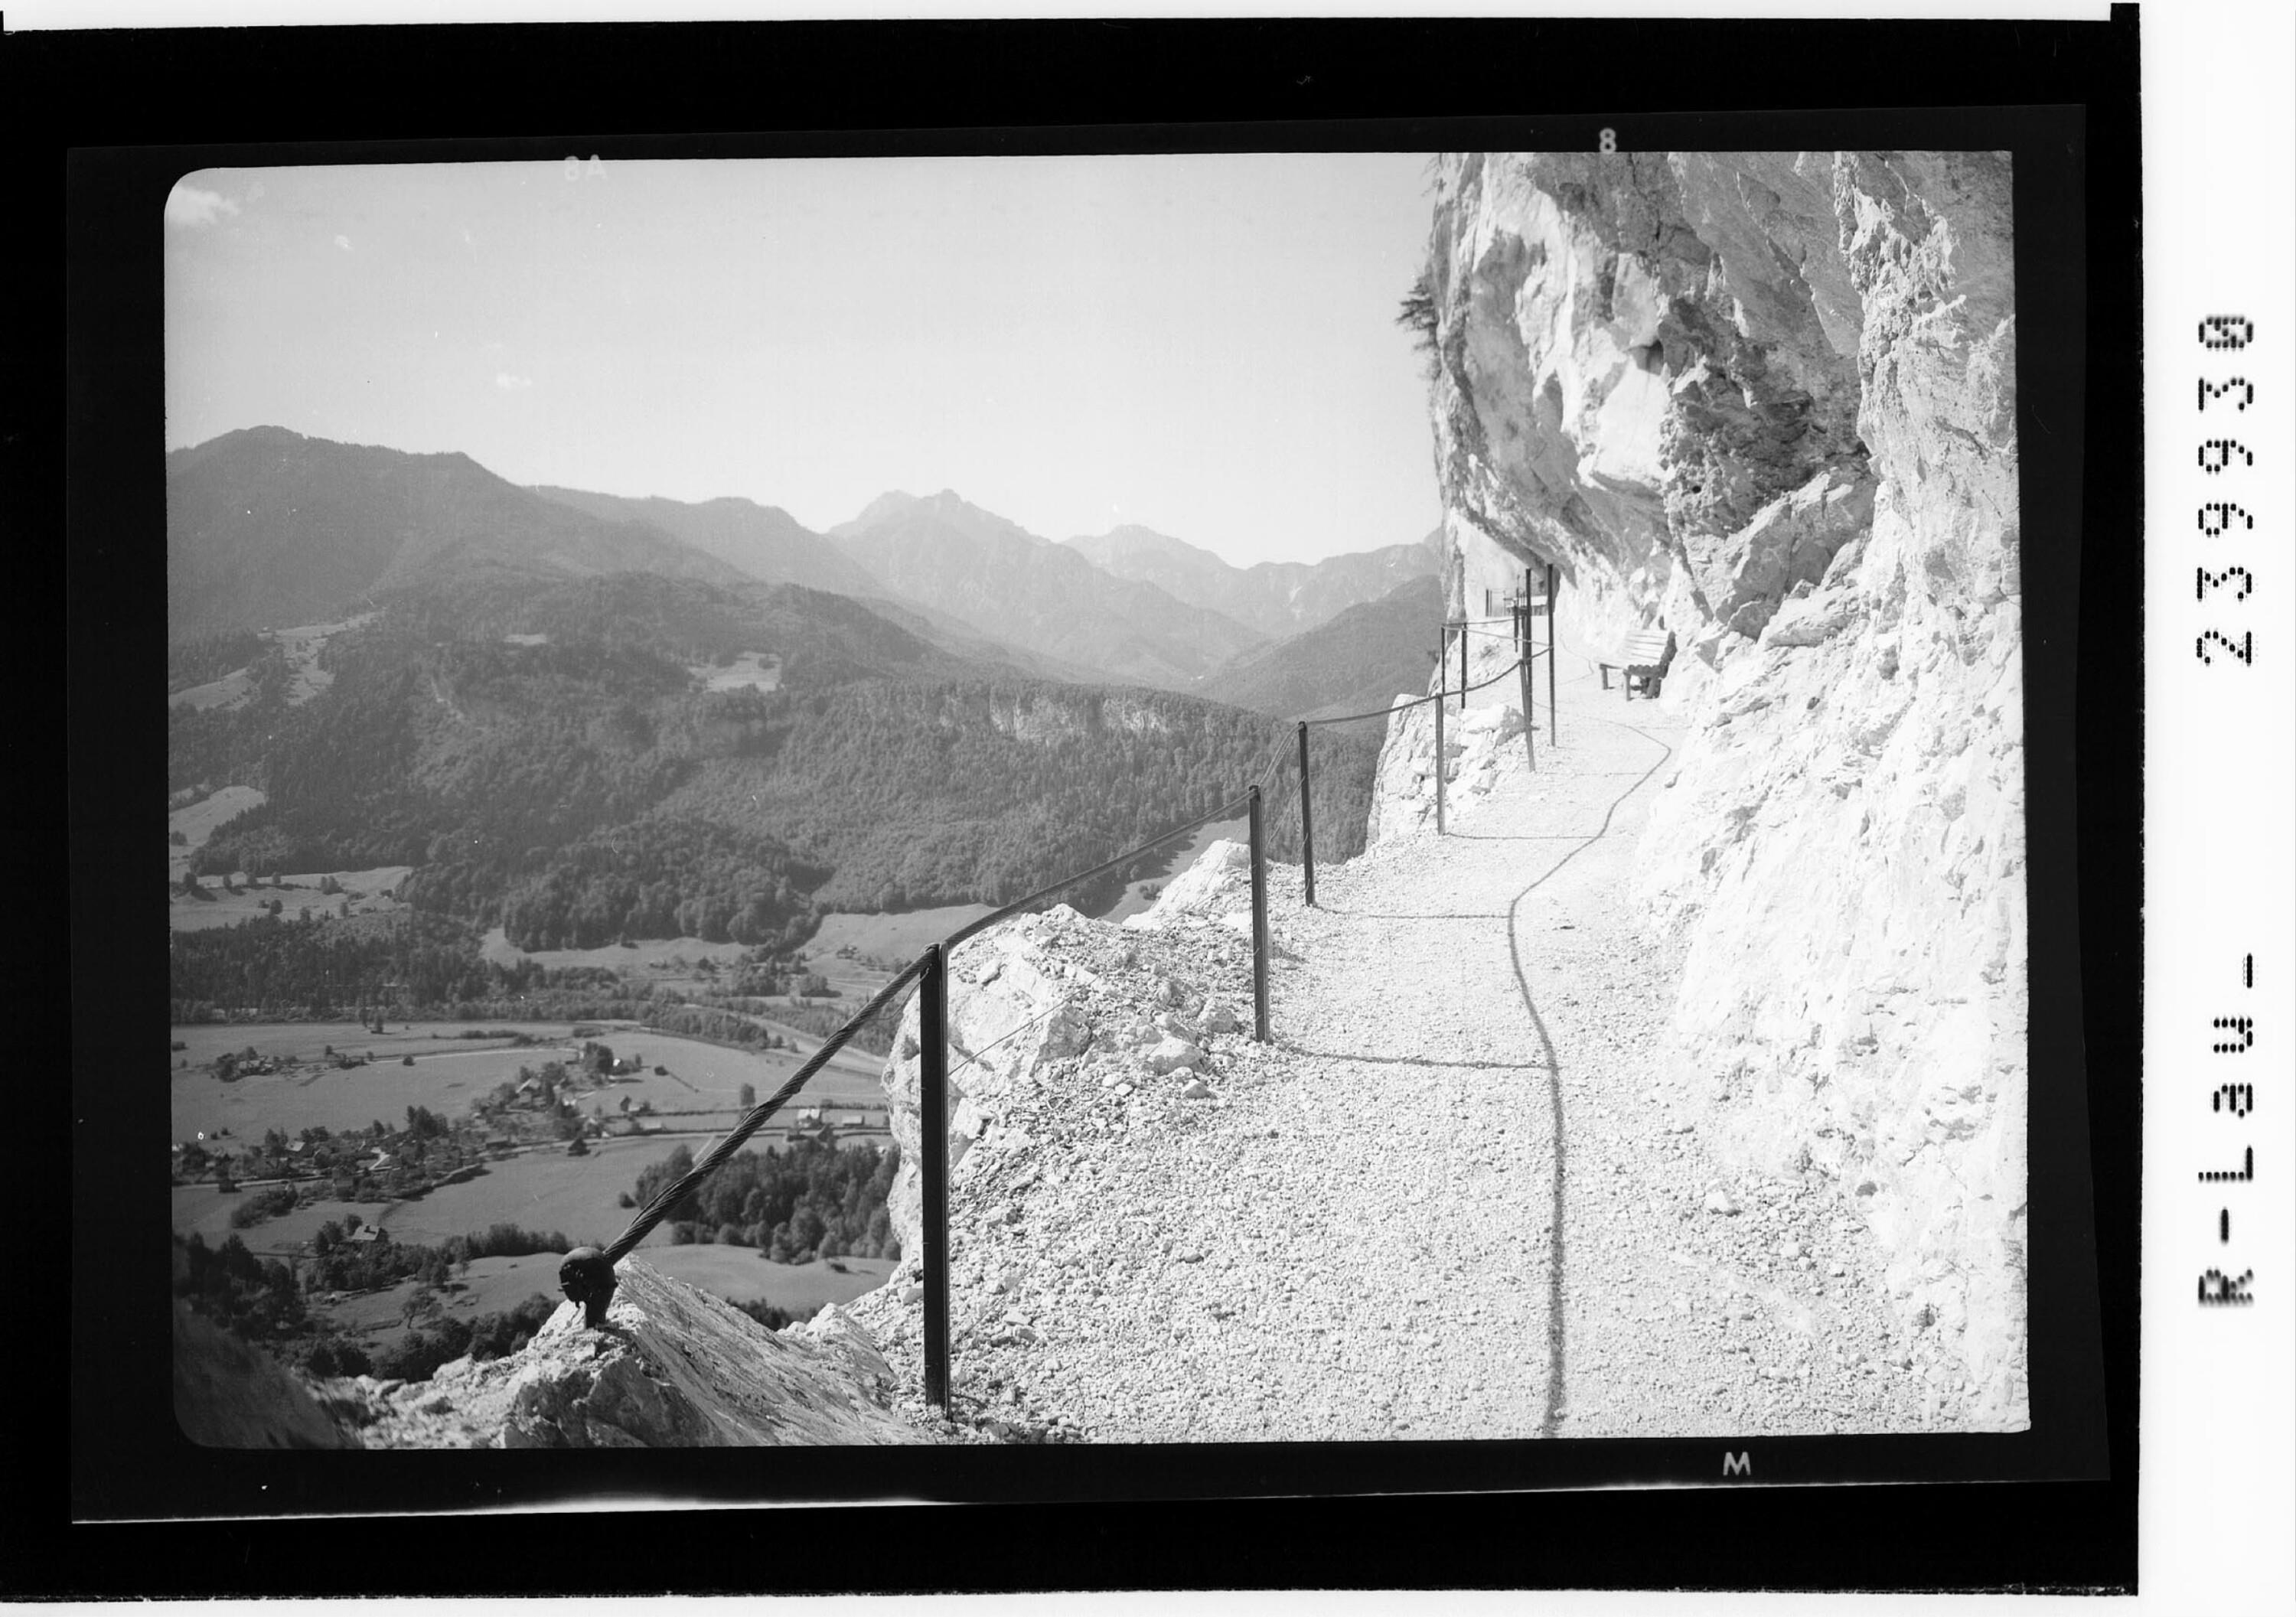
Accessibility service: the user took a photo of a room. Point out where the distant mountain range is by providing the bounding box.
[530,484,1103,685]
[530,485,880,598]
[165,428,1428,979]
[1201,575,1445,721]
[166,427,748,642]
[167,429,1443,704]
[827,491,1267,690]
[1065,523,1444,643]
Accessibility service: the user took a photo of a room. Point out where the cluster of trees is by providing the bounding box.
[168,628,272,694]
[492,814,822,952]
[631,1139,899,1263]
[361,1291,562,1383]
[177,1232,305,1341]
[639,1002,788,1051]
[229,1182,302,1228]
[302,1218,572,1297]
[166,910,739,1024]
[167,644,298,791]
[170,911,501,1018]
[175,1221,579,1388]
[737,996,899,1058]
[730,1297,817,1332]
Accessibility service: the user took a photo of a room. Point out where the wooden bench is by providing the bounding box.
[1598,628,1675,699]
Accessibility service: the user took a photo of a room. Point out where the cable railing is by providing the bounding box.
[554,559,1566,1417]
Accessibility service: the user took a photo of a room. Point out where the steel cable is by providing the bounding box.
[1303,684,1453,729]
[1303,655,1531,728]
[947,789,1258,949]
[1460,657,1528,696]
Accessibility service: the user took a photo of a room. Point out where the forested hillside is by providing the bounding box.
[658,680,1381,914]
[1201,575,1445,720]
[174,569,1381,975]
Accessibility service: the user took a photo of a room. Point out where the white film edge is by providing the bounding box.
[2144,7,2295,1612]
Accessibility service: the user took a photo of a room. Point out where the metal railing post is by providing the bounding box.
[1458,618,1468,712]
[919,942,951,1412]
[1433,677,1447,836]
[1519,652,1537,773]
[1296,721,1316,908]
[1547,562,1559,748]
[1247,784,1270,1042]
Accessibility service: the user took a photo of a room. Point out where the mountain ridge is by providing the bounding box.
[1199,575,1444,721]
[1063,522,1444,642]
[825,490,1268,692]
[530,484,881,598]
[167,428,749,642]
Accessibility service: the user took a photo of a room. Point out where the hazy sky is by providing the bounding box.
[165,154,1445,568]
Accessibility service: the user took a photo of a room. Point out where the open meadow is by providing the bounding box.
[171,1134,676,1253]
[167,785,268,879]
[175,1139,898,1361]
[172,1126,892,1259]
[169,1019,889,1144]
[689,650,782,693]
[168,865,411,931]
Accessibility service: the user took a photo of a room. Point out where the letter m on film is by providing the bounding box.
[1723,1450,1752,1478]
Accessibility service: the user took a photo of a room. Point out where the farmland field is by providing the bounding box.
[171,1135,673,1252]
[177,1143,898,1361]
[171,1127,892,1256]
[689,650,782,693]
[168,1019,891,1144]
[167,785,268,879]
[806,903,998,964]
[168,864,411,931]
[169,667,257,712]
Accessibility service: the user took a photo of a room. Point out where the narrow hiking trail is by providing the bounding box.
[856,638,1932,1443]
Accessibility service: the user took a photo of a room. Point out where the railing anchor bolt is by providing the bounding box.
[559,1246,619,1328]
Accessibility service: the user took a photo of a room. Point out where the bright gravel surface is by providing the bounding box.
[857,646,1934,1443]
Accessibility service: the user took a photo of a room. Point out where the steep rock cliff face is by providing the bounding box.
[1412,151,2025,1426]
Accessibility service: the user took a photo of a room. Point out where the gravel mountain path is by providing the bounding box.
[859,641,1934,1443]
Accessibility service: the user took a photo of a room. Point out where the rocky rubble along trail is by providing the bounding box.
[849,648,1940,1442]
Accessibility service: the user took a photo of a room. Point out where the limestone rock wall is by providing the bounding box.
[1362,639,1532,848]
[1408,151,2026,1426]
